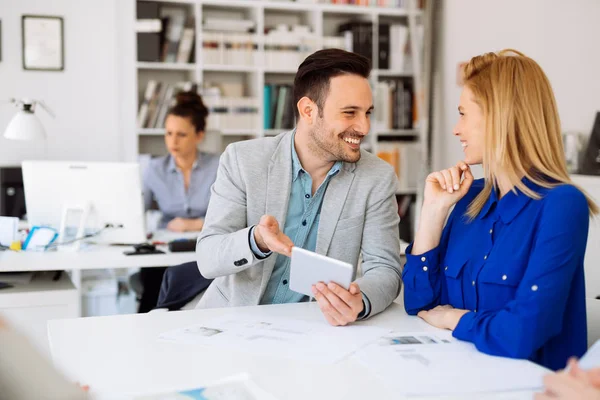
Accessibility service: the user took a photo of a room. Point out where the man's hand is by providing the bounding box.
[312,282,364,326]
[253,215,293,257]
[417,305,469,330]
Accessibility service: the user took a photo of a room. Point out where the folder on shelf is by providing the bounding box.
[264,85,272,130]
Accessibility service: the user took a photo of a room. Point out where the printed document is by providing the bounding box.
[352,331,549,396]
[159,315,387,364]
[134,373,277,400]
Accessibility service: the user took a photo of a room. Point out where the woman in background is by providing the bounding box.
[139,91,219,312]
[402,49,597,370]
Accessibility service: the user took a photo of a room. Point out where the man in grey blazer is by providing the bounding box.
[196,49,402,325]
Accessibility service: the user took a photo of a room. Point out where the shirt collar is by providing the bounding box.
[291,132,342,182]
[167,153,201,173]
[479,177,539,223]
[478,182,498,220]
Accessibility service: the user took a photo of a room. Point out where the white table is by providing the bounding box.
[48,302,538,400]
[0,244,196,273]
[0,229,199,273]
[0,231,198,355]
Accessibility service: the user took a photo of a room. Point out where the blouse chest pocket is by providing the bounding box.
[477,258,528,311]
[442,255,468,309]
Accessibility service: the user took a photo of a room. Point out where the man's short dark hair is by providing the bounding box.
[293,48,371,120]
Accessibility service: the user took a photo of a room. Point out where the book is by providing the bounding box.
[338,21,373,62]
[378,24,390,69]
[137,80,158,128]
[137,81,198,129]
[147,82,167,129]
[154,83,173,129]
[389,24,409,72]
[374,77,415,131]
[176,18,195,63]
[264,85,272,130]
[160,6,187,62]
[376,140,420,190]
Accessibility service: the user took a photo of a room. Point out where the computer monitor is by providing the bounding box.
[22,161,146,245]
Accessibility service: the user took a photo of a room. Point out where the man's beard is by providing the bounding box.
[308,119,362,164]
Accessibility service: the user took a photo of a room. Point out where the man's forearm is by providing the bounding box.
[196,227,259,279]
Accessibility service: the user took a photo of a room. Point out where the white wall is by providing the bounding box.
[434,0,600,171]
[0,0,124,166]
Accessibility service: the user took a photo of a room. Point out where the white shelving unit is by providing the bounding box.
[131,0,433,238]
[137,61,196,70]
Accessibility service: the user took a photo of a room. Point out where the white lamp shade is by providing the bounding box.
[4,110,46,141]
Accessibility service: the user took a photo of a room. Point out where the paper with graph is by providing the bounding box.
[352,331,549,396]
[159,315,387,364]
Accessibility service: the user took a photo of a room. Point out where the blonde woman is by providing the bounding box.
[403,49,598,371]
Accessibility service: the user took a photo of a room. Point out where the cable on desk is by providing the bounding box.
[0,244,18,252]
[44,223,124,249]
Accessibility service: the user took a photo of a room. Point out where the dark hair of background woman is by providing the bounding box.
[167,91,209,133]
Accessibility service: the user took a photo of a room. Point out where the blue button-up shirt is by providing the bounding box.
[403,178,589,371]
[142,153,220,228]
[252,138,342,304]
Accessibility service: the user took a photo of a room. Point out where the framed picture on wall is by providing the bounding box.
[22,15,64,71]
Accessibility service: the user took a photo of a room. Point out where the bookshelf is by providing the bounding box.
[137,62,196,70]
[131,0,434,242]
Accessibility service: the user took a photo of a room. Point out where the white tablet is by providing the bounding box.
[289,247,353,297]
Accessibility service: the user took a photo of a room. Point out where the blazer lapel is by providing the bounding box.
[316,164,356,255]
[259,132,294,295]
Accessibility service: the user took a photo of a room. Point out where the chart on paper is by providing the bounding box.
[352,331,549,396]
[135,373,277,400]
[159,315,388,364]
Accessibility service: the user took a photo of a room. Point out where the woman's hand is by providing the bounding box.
[423,161,474,212]
[166,218,204,232]
[411,161,474,255]
[417,305,469,330]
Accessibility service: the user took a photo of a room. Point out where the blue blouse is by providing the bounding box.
[403,178,589,371]
[142,153,220,229]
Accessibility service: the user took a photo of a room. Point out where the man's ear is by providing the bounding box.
[297,96,317,124]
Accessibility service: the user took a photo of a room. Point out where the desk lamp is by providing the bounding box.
[3,98,53,141]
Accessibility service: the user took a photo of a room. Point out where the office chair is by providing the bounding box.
[155,261,213,311]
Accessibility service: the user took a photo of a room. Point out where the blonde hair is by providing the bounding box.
[462,49,598,218]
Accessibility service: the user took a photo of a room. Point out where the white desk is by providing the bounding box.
[0,244,196,273]
[0,228,200,273]
[0,232,198,356]
[48,303,538,400]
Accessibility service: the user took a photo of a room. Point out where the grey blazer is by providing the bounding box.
[195,131,402,317]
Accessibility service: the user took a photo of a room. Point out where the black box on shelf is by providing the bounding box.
[137,1,162,62]
[137,33,161,62]
[137,1,159,19]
